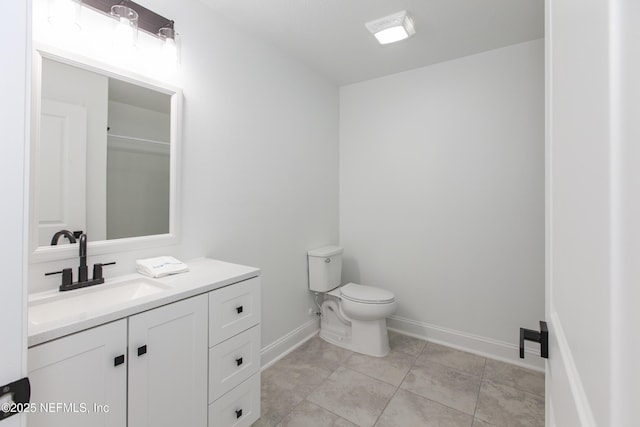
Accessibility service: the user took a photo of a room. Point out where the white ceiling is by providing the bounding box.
[198,0,544,85]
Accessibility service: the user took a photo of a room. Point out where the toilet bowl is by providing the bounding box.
[320,283,397,357]
[308,246,397,357]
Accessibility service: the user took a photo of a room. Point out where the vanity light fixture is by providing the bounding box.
[158,24,179,64]
[48,0,82,31]
[111,4,139,47]
[365,10,416,45]
[52,0,180,63]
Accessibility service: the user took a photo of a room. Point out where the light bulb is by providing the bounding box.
[111,5,138,49]
[161,37,178,63]
[114,16,134,46]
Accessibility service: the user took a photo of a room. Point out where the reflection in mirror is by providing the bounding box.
[37,57,171,248]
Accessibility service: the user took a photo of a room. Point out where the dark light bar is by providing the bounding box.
[81,0,174,37]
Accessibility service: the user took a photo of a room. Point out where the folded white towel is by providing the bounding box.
[136,256,189,278]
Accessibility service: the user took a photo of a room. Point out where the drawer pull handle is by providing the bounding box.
[114,355,125,366]
[236,305,243,314]
[138,345,147,356]
[235,409,243,419]
[235,357,243,366]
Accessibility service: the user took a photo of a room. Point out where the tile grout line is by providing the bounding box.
[371,342,427,425]
[320,336,426,426]
[302,398,361,426]
[280,359,345,425]
[371,385,401,427]
[370,341,428,427]
[265,334,543,426]
[481,359,546,398]
[482,377,546,399]
[383,340,481,424]
[410,340,489,420]
[267,340,349,426]
[471,357,488,423]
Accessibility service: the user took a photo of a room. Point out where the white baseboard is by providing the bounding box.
[387,315,545,372]
[259,315,544,373]
[260,318,320,370]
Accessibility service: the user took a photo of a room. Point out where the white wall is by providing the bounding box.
[29,0,339,353]
[340,40,544,366]
[177,0,340,348]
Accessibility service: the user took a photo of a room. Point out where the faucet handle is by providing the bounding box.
[45,268,73,288]
[92,262,116,281]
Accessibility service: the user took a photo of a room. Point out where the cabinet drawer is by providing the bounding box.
[208,373,260,427]
[209,325,260,402]
[209,277,260,346]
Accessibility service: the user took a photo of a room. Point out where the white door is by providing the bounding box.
[28,320,128,427]
[545,0,639,425]
[37,99,87,246]
[0,3,29,427]
[128,294,208,427]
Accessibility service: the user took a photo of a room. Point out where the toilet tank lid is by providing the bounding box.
[308,245,343,257]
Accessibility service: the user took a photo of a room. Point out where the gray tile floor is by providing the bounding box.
[253,331,544,427]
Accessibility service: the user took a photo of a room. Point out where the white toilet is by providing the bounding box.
[308,246,397,357]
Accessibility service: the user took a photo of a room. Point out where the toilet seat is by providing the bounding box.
[340,283,395,304]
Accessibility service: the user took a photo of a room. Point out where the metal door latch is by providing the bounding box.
[519,321,548,359]
[0,377,31,421]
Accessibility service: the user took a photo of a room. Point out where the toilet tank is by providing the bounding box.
[308,246,343,292]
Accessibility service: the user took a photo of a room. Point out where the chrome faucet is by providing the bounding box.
[45,234,116,292]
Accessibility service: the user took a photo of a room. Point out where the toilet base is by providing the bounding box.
[319,300,390,357]
[351,318,390,357]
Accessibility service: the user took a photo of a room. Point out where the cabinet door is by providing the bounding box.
[128,294,208,427]
[28,319,127,427]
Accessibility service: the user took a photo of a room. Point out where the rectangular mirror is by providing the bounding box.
[30,47,181,262]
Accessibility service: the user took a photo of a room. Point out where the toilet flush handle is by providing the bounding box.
[325,258,331,263]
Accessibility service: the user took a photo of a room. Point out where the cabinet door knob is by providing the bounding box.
[114,355,125,366]
[235,357,243,366]
[236,306,243,314]
[235,409,243,419]
[137,345,147,356]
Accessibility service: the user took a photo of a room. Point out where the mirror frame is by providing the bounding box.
[29,44,182,263]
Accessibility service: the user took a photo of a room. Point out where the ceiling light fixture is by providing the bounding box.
[365,10,416,45]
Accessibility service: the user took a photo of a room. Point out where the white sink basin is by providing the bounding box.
[29,277,172,327]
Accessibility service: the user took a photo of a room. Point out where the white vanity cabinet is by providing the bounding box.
[28,294,208,427]
[27,259,262,427]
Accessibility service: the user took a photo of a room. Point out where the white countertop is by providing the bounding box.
[28,258,260,347]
